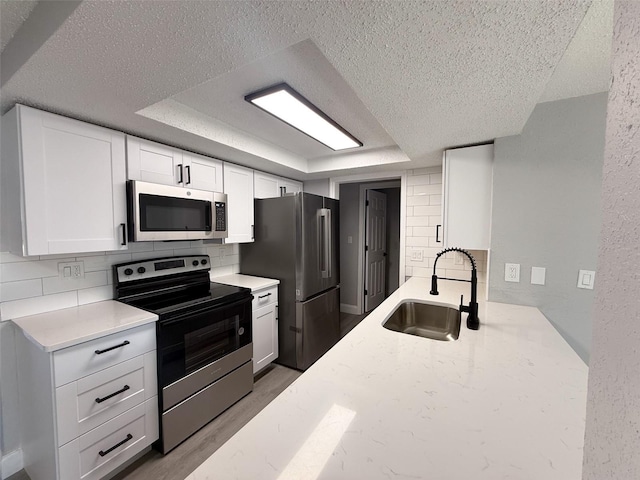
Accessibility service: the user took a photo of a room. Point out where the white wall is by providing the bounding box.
[583,1,640,477]
[0,241,239,469]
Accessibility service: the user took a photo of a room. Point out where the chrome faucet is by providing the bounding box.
[429,247,479,330]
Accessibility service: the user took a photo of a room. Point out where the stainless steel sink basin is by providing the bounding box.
[383,301,461,341]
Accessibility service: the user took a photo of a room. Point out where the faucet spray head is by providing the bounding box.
[430,274,439,295]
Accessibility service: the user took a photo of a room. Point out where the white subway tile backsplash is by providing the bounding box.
[1,291,77,321]
[411,226,429,237]
[221,254,240,266]
[42,270,108,295]
[126,242,155,252]
[131,251,166,261]
[83,253,132,272]
[406,216,429,227]
[78,285,113,306]
[407,196,430,206]
[429,173,443,184]
[154,241,192,251]
[413,205,441,217]
[428,215,442,227]
[0,258,74,282]
[171,247,208,257]
[412,184,441,196]
[406,236,429,247]
[0,252,36,263]
[407,175,429,186]
[430,194,442,206]
[0,279,43,302]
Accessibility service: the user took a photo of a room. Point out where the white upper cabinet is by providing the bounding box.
[254,171,302,199]
[127,137,223,192]
[279,178,303,196]
[127,136,182,186]
[1,105,128,256]
[442,144,493,250]
[223,163,254,243]
[184,152,223,192]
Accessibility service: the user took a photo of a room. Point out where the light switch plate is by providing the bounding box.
[505,263,520,282]
[577,270,595,289]
[531,267,546,285]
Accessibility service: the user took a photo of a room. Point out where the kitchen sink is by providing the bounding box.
[382,301,461,341]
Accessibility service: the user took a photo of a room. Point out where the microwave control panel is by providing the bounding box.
[215,202,226,232]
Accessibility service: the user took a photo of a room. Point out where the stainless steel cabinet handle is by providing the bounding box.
[95,385,130,404]
[120,223,127,246]
[177,164,184,184]
[436,224,441,243]
[185,165,191,185]
[95,340,129,355]
[258,293,271,299]
[99,434,133,457]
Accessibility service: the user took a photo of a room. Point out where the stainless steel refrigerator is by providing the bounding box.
[240,192,340,370]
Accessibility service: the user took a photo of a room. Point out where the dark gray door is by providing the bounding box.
[295,287,340,370]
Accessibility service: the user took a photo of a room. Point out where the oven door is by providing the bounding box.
[128,180,226,241]
[157,295,252,393]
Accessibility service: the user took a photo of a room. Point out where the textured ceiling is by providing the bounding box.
[539,0,613,103]
[0,0,38,52]
[0,1,607,180]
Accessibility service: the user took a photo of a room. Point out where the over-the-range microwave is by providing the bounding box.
[127,180,227,242]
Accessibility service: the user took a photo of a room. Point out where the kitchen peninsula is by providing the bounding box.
[186,277,588,479]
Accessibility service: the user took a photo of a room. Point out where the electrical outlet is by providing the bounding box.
[58,261,84,279]
[411,250,423,261]
[504,263,520,282]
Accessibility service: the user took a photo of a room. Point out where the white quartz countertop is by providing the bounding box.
[11,300,158,352]
[187,276,588,480]
[210,273,279,292]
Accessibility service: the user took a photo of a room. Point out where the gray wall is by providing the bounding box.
[583,2,640,477]
[377,188,400,296]
[338,183,360,308]
[489,92,607,363]
[303,178,331,197]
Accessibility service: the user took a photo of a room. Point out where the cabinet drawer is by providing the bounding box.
[56,351,157,446]
[252,286,278,309]
[54,323,156,387]
[58,397,158,480]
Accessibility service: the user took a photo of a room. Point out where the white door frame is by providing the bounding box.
[330,172,406,315]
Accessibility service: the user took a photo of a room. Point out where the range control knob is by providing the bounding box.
[137,267,146,274]
[124,268,133,276]
[192,260,199,266]
[201,259,208,265]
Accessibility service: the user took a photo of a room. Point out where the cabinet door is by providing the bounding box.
[223,163,254,243]
[253,171,280,199]
[183,152,223,192]
[126,136,183,186]
[442,144,493,249]
[18,106,128,255]
[279,178,303,195]
[252,303,278,373]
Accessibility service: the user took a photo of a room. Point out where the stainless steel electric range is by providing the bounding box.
[114,255,253,453]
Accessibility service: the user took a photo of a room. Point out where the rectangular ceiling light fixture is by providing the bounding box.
[245,83,362,151]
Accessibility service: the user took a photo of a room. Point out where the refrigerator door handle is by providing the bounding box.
[319,208,332,278]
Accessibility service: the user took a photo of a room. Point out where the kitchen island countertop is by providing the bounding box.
[187,276,588,479]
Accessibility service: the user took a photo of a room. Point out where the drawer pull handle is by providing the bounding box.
[95,385,130,404]
[95,340,130,355]
[98,433,133,457]
[258,293,271,299]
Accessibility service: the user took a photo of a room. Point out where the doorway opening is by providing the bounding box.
[338,179,402,315]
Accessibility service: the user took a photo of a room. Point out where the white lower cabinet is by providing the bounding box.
[16,323,158,480]
[252,285,279,373]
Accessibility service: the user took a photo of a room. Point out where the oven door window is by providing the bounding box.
[158,297,252,388]
[139,194,212,232]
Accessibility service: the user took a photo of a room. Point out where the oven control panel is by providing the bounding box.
[115,255,210,283]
